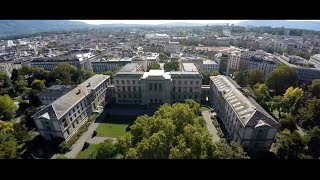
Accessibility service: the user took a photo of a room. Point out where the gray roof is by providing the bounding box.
[210,75,278,128]
[119,63,140,72]
[39,85,76,97]
[33,74,110,120]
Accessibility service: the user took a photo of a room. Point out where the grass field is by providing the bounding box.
[95,123,129,138]
[76,144,99,159]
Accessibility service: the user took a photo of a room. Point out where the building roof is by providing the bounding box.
[39,85,76,97]
[119,63,141,72]
[141,70,171,79]
[210,75,278,128]
[33,74,109,120]
[203,60,218,65]
[181,63,199,72]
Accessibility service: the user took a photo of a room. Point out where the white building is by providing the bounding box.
[32,74,111,141]
[91,57,133,73]
[210,75,279,152]
[202,60,218,72]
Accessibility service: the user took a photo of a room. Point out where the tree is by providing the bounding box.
[11,69,20,82]
[199,68,219,85]
[103,70,114,77]
[308,79,320,98]
[296,98,320,129]
[0,71,12,89]
[52,64,78,85]
[0,95,18,120]
[27,90,42,107]
[305,126,320,158]
[147,62,161,71]
[15,75,28,94]
[159,53,170,63]
[94,139,117,159]
[55,154,69,159]
[253,83,270,104]
[266,65,297,95]
[12,123,31,144]
[0,121,18,159]
[278,115,297,132]
[233,71,248,87]
[282,86,303,114]
[274,129,306,159]
[164,61,179,71]
[31,79,45,92]
[212,140,249,159]
[267,96,284,118]
[247,69,264,85]
[110,100,248,159]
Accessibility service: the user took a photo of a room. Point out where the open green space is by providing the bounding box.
[96,123,129,138]
[76,144,99,159]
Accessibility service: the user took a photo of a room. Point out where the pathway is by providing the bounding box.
[87,137,116,144]
[202,110,220,143]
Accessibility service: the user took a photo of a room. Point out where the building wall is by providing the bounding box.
[171,77,202,103]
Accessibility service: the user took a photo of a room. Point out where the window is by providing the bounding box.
[178,81,181,85]
[184,81,187,85]
[123,95,126,98]
[133,86,136,91]
[129,94,132,98]
[117,86,120,91]
[190,81,193,85]
[154,84,157,91]
[128,86,131,92]
[132,80,135,84]
[74,114,76,118]
[173,80,175,85]
[184,95,186,99]
[127,80,130,84]
[118,94,121,98]
[190,87,192,92]
[121,80,124,84]
[178,87,181,92]
[73,109,75,113]
[196,81,199,85]
[122,86,125,91]
[139,87,141,91]
[159,84,162,91]
[149,83,152,90]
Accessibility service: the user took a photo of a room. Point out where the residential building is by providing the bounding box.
[91,57,132,73]
[274,55,320,82]
[203,60,218,72]
[209,75,279,152]
[164,42,181,54]
[32,74,111,141]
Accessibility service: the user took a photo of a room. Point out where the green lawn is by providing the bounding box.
[76,144,99,159]
[95,123,129,138]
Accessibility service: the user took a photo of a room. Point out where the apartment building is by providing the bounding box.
[38,85,75,105]
[91,57,132,73]
[240,50,276,76]
[209,75,279,151]
[164,42,181,54]
[32,74,110,141]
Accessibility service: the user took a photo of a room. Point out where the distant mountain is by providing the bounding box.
[238,20,320,31]
[0,20,91,37]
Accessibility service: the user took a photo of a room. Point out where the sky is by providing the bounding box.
[72,20,247,25]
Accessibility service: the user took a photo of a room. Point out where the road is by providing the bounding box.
[202,110,220,143]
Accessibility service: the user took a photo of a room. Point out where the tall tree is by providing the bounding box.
[0,95,18,120]
[0,71,12,89]
[282,86,304,114]
[296,98,320,129]
[31,79,46,92]
[15,75,28,94]
[308,79,320,98]
[233,71,247,87]
[266,65,297,95]
[247,69,264,85]
[0,121,18,159]
[94,139,117,159]
[164,61,179,71]
[147,63,161,71]
[52,64,78,85]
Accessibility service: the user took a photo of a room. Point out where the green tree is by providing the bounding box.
[266,65,297,95]
[278,115,297,132]
[305,126,320,158]
[31,79,45,92]
[94,139,117,159]
[296,98,320,129]
[267,95,284,118]
[0,71,12,89]
[199,68,219,85]
[0,121,18,159]
[212,140,249,159]
[15,75,28,94]
[282,86,303,114]
[12,123,31,144]
[0,95,18,120]
[147,62,161,71]
[233,71,247,87]
[103,70,114,77]
[164,61,179,71]
[274,129,306,159]
[10,69,20,83]
[55,154,69,159]
[253,83,270,103]
[27,90,42,107]
[247,69,264,85]
[52,64,78,85]
[308,79,320,98]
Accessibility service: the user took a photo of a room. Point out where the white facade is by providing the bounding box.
[202,60,218,72]
[32,75,110,141]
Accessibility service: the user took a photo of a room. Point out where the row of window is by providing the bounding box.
[118,94,141,99]
[116,79,140,85]
[172,94,198,100]
[149,83,163,91]
[172,87,200,93]
[172,80,200,85]
[117,86,141,92]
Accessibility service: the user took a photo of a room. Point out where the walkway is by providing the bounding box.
[64,110,107,159]
[202,110,220,143]
[87,137,116,144]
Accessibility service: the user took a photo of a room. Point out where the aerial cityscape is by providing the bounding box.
[1,20,320,159]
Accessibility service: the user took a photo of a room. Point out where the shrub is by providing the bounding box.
[58,141,71,153]
[82,142,89,151]
[92,131,97,138]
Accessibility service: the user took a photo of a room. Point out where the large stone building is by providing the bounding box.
[113,63,202,106]
[30,52,98,71]
[32,74,110,141]
[274,55,320,82]
[209,75,279,152]
[164,42,181,54]
[91,57,132,73]
[240,50,276,76]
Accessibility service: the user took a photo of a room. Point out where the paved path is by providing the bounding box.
[87,137,116,144]
[64,110,107,159]
[202,110,220,143]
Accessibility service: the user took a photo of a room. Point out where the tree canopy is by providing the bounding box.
[147,63,161,71]
[266,65,297,95]
[0,95,18,120]
[164,61,179,72]
[247,69,264,85]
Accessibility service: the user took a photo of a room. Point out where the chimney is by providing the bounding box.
[87,83,91,87]
[76,89,81,95]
